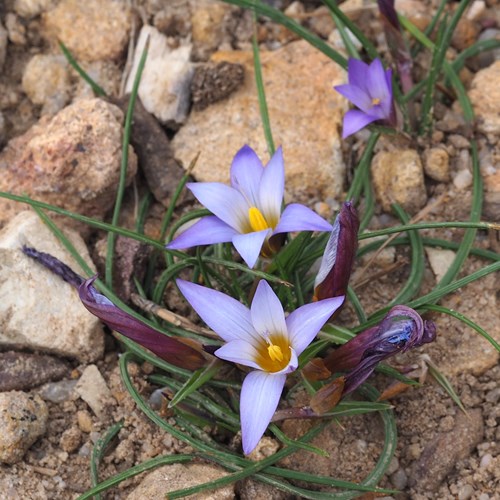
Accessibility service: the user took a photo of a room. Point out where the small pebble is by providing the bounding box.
[478,494,490,500]
[391,468,408,490]
[77,410,93,433]
[38,380,78,403]
[453,169,473,190]
[485,388,500,403]
[60,427,82,453]
[480,453,493,468]
[386,456,400,475]
[458,483,474,500]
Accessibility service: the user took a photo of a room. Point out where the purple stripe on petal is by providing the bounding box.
[341,109,378,138]
[166,216,237,250]
[259,146,285,227]
[214,339,262,370]
[274,203,332,235]
[240,371,286,455]
[286,297,344,355]
[79,278,206,370]
[232,230,270,269]
[230,145,264,206]
[187,182,250,232]
[176,279,260,344]
[250,280,288,340]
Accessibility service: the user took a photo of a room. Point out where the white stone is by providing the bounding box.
[425,247,456,283]
[0,211,104,362]
[453,169,473,190]
[14,0,52,18]
[75,365,113,419]
[125,25,194,125]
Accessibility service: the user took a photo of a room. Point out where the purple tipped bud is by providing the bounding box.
[377,0,400,31]
[23,246,84,289]
[314,201,359,304]
[324,305,436,395]
[79,277,207,370]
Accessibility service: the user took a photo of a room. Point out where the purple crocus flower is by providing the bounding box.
[313,201,359,305]
[177,278,344,454]
[335,58,396,138]
[324,305,436,395]
[167,145,333,268]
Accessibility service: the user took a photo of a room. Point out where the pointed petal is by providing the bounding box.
[274,203,332,234]
[286,297,345,355]
[232,230,270,268]
[214,340,261,370]
[341,109,378,138]
[230,145,264,205]
[367,59,391,104]
[187,182,249,232]
[166,216,237,250]
[250,280,288,340]
[347,58,370,92]
[259,146,285,225]
[240,371,286,454]
[176,279,260,344]
[334,83,372,112]
[79,278,206,370]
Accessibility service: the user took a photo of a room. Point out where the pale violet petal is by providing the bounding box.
[313,217,341,289]
[166,216,237,250]
[214,340,261,370]
[274,204,333,235]
[367,59,390,103]
[341,109,378,138]
[274,346,298,375]
[187,182,249,232]
[176,279,261,344]
[334,83,372,112]
[230,145,264,206]
[232,230,270,269]
[251,280,288,340]
[240,371,286,455]
[347,58,370,93]
[286,297,345,355]
[258,146,284,226]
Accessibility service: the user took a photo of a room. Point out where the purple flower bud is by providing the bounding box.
[323,305,436,395]
[313,201,359,304]
[79,277,207,370]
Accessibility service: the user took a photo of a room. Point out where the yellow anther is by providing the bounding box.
[371,97,381,106]
[248,206,269,232]
[267,344,284,362]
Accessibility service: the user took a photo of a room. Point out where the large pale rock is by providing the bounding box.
[125,25,194,125]
[0,98,137,226]
[42,0,131,62]
[0,391,48,464]
[371,148,427,214]
[0,211,105,362]
[469,60,500,137]
[22,54,70,115]
[126,463,234,500]
[172,40,347,204]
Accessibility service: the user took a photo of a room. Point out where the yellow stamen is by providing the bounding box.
[248,206,269,232]
[267,344,284,362]
[371,97,381,106]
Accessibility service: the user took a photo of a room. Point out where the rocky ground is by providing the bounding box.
[0,0,499,498]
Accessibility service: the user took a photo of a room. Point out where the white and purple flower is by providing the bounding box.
[177,278,344,454]
[167,145,333,268]
[335,58,396,138]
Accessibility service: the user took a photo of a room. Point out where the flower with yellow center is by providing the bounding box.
[167,145,332,268]
[177,279,344,455]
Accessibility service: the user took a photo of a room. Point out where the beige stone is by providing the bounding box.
[0,211,105,362]
[172,40,347,205]
[75,365,114,419]
[14,0,53,18]
[424,247,456,283]
[423,148,450,182]
[483,170,500,219]
[43,0,131,62]
[22,54,70,114]
[469,60,500,136]
[371,149,427,214]
[0,392,48,464]
[126,463,234,500]
[0,98,137,226]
